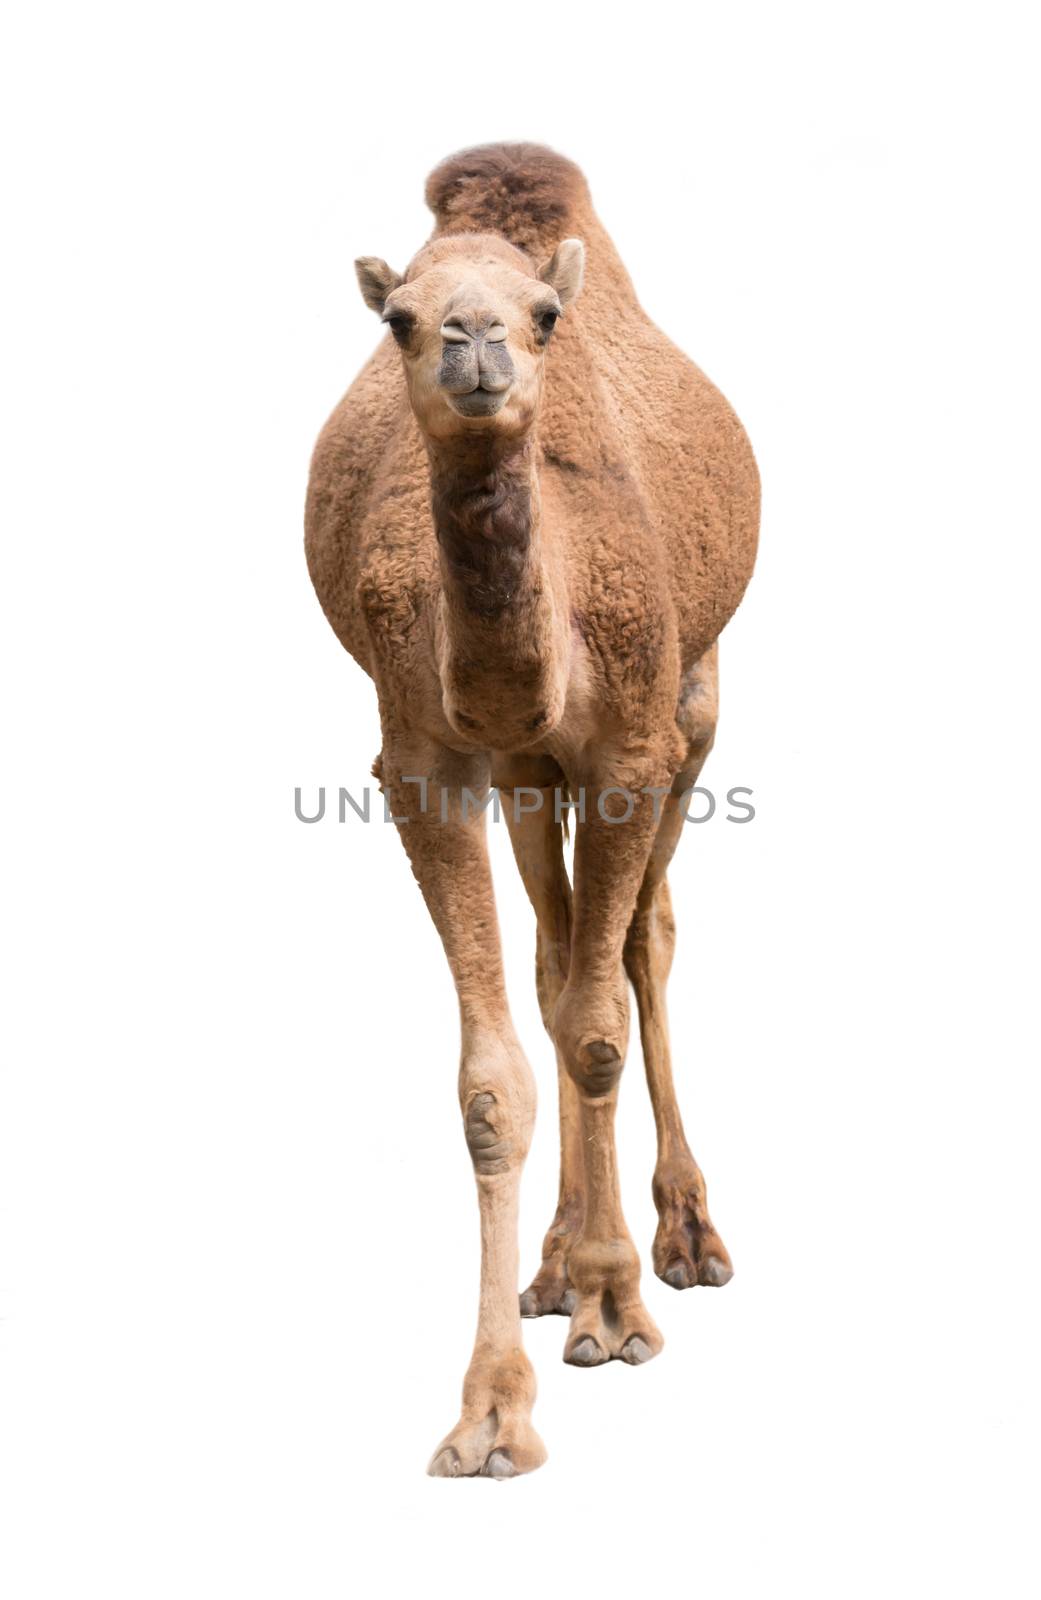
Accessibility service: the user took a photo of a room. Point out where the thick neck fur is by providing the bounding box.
[429,436,537,621]
[427,432,569,747]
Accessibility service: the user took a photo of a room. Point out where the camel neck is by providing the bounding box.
[426,432,569,746]
[428,436,539,620]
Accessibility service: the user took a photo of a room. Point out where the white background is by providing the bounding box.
[2,3,1038,1595]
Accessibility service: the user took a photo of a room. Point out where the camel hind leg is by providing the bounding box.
[623,646,734,1290]
[497,769,585,1319]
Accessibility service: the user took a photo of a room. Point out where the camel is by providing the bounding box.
[305,143,759,1478]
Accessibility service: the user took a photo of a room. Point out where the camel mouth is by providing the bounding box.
[448,388,509,418]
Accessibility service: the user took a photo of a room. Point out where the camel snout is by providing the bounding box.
[438,317,516,401]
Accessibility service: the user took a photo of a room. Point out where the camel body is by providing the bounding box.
[307,155,758,751]
[305,145,760,1479]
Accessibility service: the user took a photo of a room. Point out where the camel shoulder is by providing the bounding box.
[305,346,434,667]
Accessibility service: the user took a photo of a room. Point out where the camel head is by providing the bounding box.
[354,234,584,442]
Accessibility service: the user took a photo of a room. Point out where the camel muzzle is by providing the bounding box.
[437,318,516,402]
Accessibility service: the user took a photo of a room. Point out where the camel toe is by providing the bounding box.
[566,1336,607,1367]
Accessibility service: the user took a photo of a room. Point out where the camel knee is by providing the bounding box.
[565,1043,625,1098]
[553,978,629,1099]
[460,1038,536,1176]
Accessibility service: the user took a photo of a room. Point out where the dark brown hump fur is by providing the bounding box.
[425,143,589,255]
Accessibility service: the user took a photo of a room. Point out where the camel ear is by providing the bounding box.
[539,238,585,308]
[354,257,402,314]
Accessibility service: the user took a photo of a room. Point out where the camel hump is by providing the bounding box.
[425,142,590,255]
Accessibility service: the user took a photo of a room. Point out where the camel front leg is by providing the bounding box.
[551,766,669,1367]
[380,733,545,1479]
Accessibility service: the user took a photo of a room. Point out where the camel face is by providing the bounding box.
[354,233,584,442]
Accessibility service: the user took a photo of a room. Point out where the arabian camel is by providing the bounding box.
[305,144,759,1477]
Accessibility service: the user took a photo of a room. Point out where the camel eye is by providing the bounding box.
[383,313,413,343]
[538,308,559,336]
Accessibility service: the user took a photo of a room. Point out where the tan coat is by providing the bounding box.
[305,143,759,1479]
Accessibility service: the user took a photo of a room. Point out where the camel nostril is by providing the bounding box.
[438,341,480,395]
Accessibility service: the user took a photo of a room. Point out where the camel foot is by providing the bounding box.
[520,1193,583,1317]
[427,1348,546,1480]
[520,1281,576,1317]
[562,1238,663,1367]
[653,1157,733,1289]
[563,1286,663,1366]
[519,1257,576,1318]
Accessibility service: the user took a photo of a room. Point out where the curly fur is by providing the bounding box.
[425,142,588,254]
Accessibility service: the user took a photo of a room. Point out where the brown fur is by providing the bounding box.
[305,143,759,1477]
[425,143,588,253]
[430,439,535,620]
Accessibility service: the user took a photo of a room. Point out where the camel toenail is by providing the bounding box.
[567,1336,606,1366]
[483,1449,516,1479]
[428,1448,462,1477]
